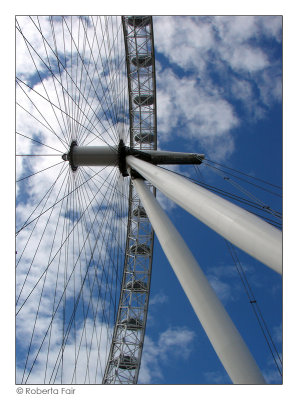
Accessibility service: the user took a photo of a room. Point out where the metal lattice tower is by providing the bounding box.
[103,16,157,384]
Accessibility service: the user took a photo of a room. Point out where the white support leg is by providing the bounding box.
[132,178,266,384]
[127,156,282,275]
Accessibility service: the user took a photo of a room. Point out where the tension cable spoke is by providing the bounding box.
[16,132,64,154]
[202,157,282,190]
[225,241,282,377]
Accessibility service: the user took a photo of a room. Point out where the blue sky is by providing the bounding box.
[136,16,282,384]
[13,12,284,392]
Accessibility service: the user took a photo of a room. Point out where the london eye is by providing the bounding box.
[16,15,282,384]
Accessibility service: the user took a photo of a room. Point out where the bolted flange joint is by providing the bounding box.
[118,140,152,178]
[118,139,129,177]
[61,141,78,171]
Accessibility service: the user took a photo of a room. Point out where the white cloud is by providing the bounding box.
[150,292,168,306]
[16,15,129,384]
[263,368,282,384]
[138,336,163,383]
[226,45,269,72]
[272,323,282,344]
[158,327,195,359]
[16,318,112,384]
[258,16,282,41]
[156,187,176,212]
[154,16,214,73]
[213,16,259,43]
[204,370,230,384]
[207,275,234,304]
[154,16,281,160]
[262,349,282,384]
[157,68,238,160]
[205,263,253,304]
[139,326,196,383]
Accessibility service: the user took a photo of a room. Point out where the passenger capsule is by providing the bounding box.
[131,55,152,68]
[127,16,150,27]
[121,317,143,331]
[130,243,150,255]
[133,95,154,106]
[133,206,147,218]
[114,355,137,370]
[125,280,148,291]
[134,133,155,143]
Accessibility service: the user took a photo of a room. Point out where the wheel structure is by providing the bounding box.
[16,15,156,385]
[103,16,157,384]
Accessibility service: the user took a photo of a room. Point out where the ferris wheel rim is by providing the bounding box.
[102,15,157,384]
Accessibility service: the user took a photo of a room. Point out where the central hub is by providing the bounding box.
[62,141,205,175]
[118,139,129,177]
[62,140,130,175]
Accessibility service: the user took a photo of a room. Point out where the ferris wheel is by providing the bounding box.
[16,16,282,385]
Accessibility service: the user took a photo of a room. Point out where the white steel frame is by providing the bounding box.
[127,156,282,275]
[132,178,266,384]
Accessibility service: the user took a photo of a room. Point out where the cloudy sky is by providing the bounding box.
[141,15,282,385]
[13,12,284,393]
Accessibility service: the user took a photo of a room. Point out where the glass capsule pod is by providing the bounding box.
[114,355,137,370]
[134,133,155,143]
[132,206,147,218]
[127,16,150,27]
[130,243,150,255]
[133,95,154,106]
[120,317,143,331]
[131,55,153,68]
[125,280,148,292]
